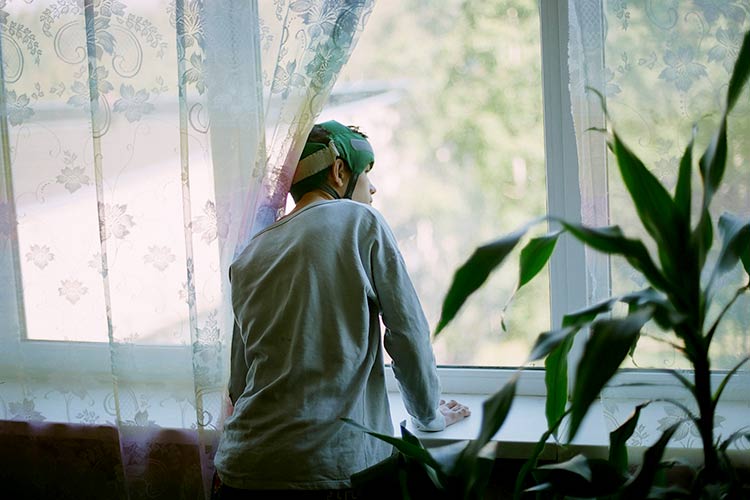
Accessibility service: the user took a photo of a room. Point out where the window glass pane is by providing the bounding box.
[7,4,108,342]
[322,0,549,366]
[601,2,750,370]
[6,2,219,345]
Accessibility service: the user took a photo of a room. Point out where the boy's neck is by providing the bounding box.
[285,189,336,218]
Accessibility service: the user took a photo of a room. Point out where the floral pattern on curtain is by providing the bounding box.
[569,0,750,450]
[0,0,373,497]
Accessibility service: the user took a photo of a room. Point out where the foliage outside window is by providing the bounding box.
[333,0,750,372]
[330,0,550,367]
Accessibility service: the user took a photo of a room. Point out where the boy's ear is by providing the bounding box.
[330,158,347,187]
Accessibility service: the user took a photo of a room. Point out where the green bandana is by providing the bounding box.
[293,120,374,185]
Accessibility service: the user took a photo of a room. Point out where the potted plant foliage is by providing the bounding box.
[346,28,750,500]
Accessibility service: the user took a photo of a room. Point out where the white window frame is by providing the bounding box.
[427,0,590,396]
[0,0,200,386]
[409,0,749,405]
[5,0,749,407]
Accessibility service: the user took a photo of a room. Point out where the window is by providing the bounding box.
[594,2,750,370]
[327,0,750,380]
[324,0,552,367]
[4,0,748,395]
[2,1,221,351]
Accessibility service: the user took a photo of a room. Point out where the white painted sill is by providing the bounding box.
[386,366,750,468]
[387,392,750,467]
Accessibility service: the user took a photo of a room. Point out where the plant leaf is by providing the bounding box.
[524,482,553,493]
[674,126,696,226]
[621,422,680,498]
[562,296,619,327]
[513,409,570,499]
[667,369,695,395]
[398,421,445,490]
[398,464,411,500]
[544,334,574,432]
[611,132,682,285]
[586,86,612,119]
[341,418,441,471]
[621,288,682,331]
[712,213,750,286]
[435,223,536,335]
[537,454,592,482]
[568,308,654,441]
[540,291,659,432]
[698,117,728,212]
[652,401,698,423]
[518,231,561,289]
[399,420,422,447]
[719,430,750,452]
[692,207,715,272]
[463,457,495,500]
[558,221,670,292]
[726,29,750,112]
[671,125,702,318]
[609,401,651,473]
[531,456,626,497]
[694,104,729,276]
[713,355,750,409]
[429,440,470,478]
[462,377,517,461]
[645,485,692,499]
[527,326,577,363]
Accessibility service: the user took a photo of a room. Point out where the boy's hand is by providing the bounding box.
[439,399,471,427]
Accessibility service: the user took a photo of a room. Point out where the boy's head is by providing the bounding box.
[290,121,375,203]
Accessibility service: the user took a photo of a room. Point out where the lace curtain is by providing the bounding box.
[0,0,372,497]
[569,0,750,448]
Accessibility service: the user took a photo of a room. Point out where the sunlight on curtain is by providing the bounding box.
[570,0,750,450]
[0,0,372,496]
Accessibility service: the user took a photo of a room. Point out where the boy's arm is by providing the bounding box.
[369,214,446,432]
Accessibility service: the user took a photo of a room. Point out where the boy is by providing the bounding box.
[214,121,470,498]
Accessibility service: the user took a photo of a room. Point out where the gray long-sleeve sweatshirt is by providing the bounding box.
[214,199,444,490]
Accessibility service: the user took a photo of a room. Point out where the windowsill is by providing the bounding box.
[387,391,750,467]
[388,392,566,460]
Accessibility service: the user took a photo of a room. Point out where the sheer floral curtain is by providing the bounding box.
[569,0,750,448]
[0,0,373,497]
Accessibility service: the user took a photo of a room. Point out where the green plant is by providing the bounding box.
[346,28,750,500]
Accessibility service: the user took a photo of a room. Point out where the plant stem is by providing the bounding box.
[693,348,718,482]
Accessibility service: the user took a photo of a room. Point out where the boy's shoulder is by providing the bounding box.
[327,199,382,218]
[335,200,392,233]
[304,199,385,226]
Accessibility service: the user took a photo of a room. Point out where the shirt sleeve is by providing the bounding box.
[367,211,446,432]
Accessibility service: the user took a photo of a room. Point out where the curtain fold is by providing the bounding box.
[239,0,376,245]
[0,0,373,497]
